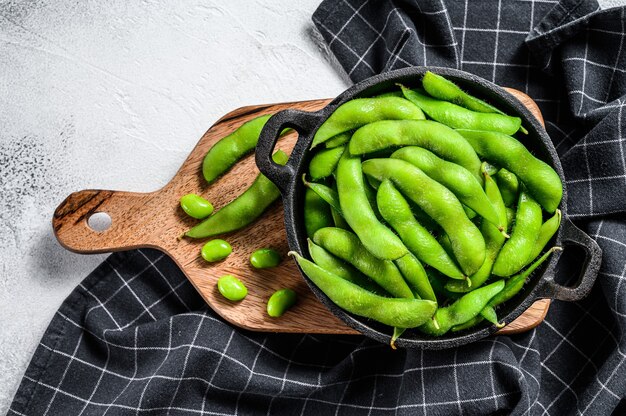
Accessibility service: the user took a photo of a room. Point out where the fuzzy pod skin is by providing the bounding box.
[307,239,385,294]
[456,129,563,213]
[493,192,543,277]
[446,163,508,292]
[336,152,407,260]
[312,227,414,299]
[495,169,520,208]
[308,145,345,180]
[376,180,465,279]
[303,188,333,238]
[350,120,483,184]
[391,146,501,229]
[311,97,425,148]
[401,85,522,135]
[202,114,274,184]
[290,252,437,328]
[419,280,505,336]
[395,253,437,302]
[527,209,562,264]
[363,158,486,276]
[186,151,289,238]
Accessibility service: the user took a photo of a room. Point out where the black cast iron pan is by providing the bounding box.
[255,66,602,349]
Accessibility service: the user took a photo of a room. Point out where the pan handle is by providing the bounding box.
[256,109,326,194]
[535,217,602,302]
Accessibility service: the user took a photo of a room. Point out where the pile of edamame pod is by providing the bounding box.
[290,71,563,345]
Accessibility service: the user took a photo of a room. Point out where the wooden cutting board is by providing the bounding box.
[53,88,549,336]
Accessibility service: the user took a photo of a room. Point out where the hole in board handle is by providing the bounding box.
[87,212,112,232]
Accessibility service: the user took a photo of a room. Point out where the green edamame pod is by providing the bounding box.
[308,146,345,180]
[400,85,522,135]
[506,207,515,230]
[267,288,297,317]
[324,132,352,148]
[312,227,414,299]
[363,159,485,276]
[489,247,562,308]
[528,209,561,262]
[446,163,508,293]
[186,150,289,238]
[302,177,342,215]
[422,71,505,116]
[331,207,350,229]
[375,90,403,98]
[307,239,385,294]
[390,327,406,349]
[304,188,333,238]
[180,194,214,219]
[376,180,465,279]
[337,152,407,260]
[395,253,437,302]
[290,252,437,328]
[456,129,563,213]
[493,192,543,276]
[451,315,483,332]
[391,147,502,230]
[479,306,504,328]
[350,120,483,184]
[202,114,283,184]
[427,269,461,301]
[419,280,505,336]
[495,169,520,208]
[311,97,425,148]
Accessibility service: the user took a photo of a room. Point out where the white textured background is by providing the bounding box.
[0,0,624,412]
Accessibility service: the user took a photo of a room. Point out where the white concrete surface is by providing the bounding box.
[0,0,623,413]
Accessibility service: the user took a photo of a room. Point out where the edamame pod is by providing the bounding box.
[302,177,342,214]
[495,169,520,207]
[456,129,563,213]
[186,150,289,238]
[400,85,522,135]
[202,114,278,184]
[350,120,483,184]
[336,152,407,260]
[308,146,345,179]
[290,252,437,328]
[391,147,502,230]
[395,253,437,302]
[363,159,485,275]
[527,209,561,266]
[446,163,508,292]
[307,239,384,294]
[312,227,414,299]
[419,280,505,336]
[311,97,425,148]
[324,132,352,148]
[422,71,504,115]
[304,188,333,238]
[376,180,464,279]
[493,192,543,276]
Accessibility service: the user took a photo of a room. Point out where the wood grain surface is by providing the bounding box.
[53,89,550,336]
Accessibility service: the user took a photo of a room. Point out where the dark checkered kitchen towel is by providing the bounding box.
[8,0,626,414]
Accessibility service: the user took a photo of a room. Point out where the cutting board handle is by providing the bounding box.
[53,189,164,253]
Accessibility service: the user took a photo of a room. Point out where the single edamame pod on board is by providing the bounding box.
[493,192,543,277]
[308,145,345,180]
[528,209,562,263]
[456,129,563,213]
[400,84,522,135]
[312,227,414,299]
[307,239,385,294]
[311,97,425,148]
[350,120,483,184]
[419,279,505,336]
[395,253,437,302]
[250,248,281,269]
[376,180,465,279]
[267,288,297,318]
[324,132,352,148]
[290,252,437,328]
[391,146,503,230]
[185,150,288,238]
[180,194,214,219]
[363,158,485,276]
[304,188,333,238]
[446,163,509,293]
[217,275,248,301]
[495,169,520,208]
[202,114,286,184]
[336,152,407,260]
[201,239,232,262]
